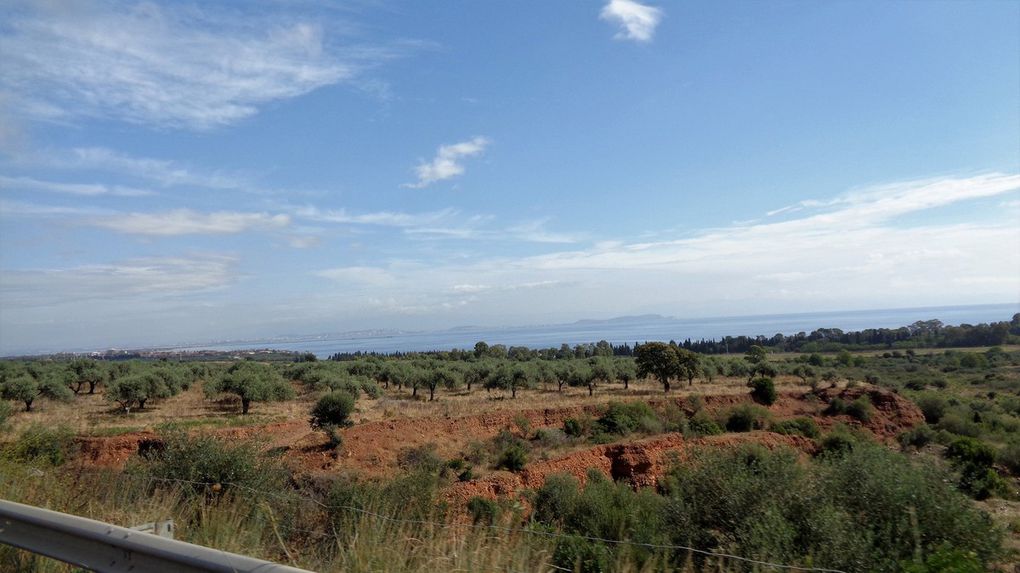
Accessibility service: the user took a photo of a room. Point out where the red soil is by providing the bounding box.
[73,386,923,492]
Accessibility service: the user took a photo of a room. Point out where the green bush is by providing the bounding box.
[131,429,286,495]
[915,394,947,424]
[496,443,528,472]
[748,377,777,405]
[687,411,723,437]
[818,430,858,458]
[309,391,356,447]
[825,397,847,416]
[595,401,657,436]
[945,437,995,467]
[936,413,981,438]
[563,417,586,437]
[846,396,874,422]
[725,404,770,432]
[772,417,820,438]
[898,425,935,450]
[3,424,74,465]
[466,496,501,525]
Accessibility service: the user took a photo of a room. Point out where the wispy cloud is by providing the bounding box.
[296,205,459,227]
[94,209,290,236]
[61,147,248,190]
[404,137,489,188]
[0,2,400,129]
[0,175,155,197]
[1,255,237,307]
[301,173,1020,323]
[600,0,663,43]
[507,219,584,244]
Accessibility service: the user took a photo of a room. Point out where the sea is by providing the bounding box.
[172,303,1018,358]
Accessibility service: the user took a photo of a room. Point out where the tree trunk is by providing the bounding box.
[688,376,694,387]
[412,386,418,398]
[88,381,98,394]
[662,379,671,393]
[588,383,594,397]
[511,386,517,398]
[624,379,629,390]
[429,385,436,401]
[242,398,251,414]
[558,381,565,392]
[138,398,147,410]
[24,399,33,412]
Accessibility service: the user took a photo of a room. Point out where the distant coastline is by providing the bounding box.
[5,302,1015,359]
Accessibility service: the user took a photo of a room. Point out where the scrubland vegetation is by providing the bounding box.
[1,315,1020,572]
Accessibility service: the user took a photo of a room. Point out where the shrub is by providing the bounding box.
[772,417,820,438]
[687,411,723,437]
[466,496,501,525]
[945,437,995,467]
[936,414,981,438]
[496,443,528,472]
[131,429,286,495]
[846,396,874,422]
[563,417,586,437]
[998,443,1020,475]
[915,395,947,424]
[725,404,770,432]
[898,425,935,450]
[310,391,356,447]
[595,401,657,436]
[818,430,857,458]
[825,397,847,416]
[747,377,777,405]
[3,424,74,465]
[660,402,688,433]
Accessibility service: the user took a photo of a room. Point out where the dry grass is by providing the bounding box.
[3,374,814,439]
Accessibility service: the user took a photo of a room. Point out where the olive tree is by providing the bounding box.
[310,391,356,448]
[205,362,295,414]
[1,374,72,412]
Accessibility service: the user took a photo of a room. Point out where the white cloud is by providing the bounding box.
[507,219,584,244]
[296,205,459,227]
[600,0,663,43]
[1,255,237,307]
[404,137,490,188]
[63,147,248,190]
[0,2,397,129]
[302,173,1020,324]
[94,209,290,236]
[0,175,155,197]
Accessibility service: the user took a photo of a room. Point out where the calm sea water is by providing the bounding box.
[174,303,1018,358]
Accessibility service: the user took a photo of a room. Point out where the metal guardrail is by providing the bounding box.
[0,499,314,573]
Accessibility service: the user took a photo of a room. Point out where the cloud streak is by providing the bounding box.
[0,175,155,197]
[94,209,290,236]
[0,2,398,129]
[404,137,489,188]
[600,0,663,43]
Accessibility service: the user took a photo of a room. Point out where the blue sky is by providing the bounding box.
[0,0,1018,354]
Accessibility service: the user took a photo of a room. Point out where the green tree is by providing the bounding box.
[615,359,637,390]
[2,374,72,412]
[635,342,680,393]
[425,367,459,401]
[310,391,356,448]
[67,358,104,394]
[205,362,295,414]
[676,349,702,387]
